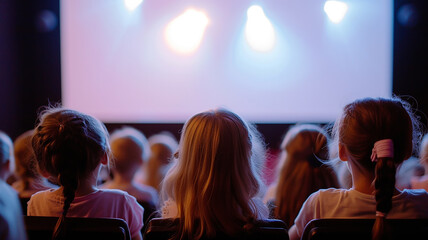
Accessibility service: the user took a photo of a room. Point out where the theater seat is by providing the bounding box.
[138,200,160,234]
[301,218,428,240]
[19,197,30,215]
[24,216,131,240]
[143,218,289,240]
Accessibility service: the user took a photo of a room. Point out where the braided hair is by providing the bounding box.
[332,98,421,240]
[32,107,110,239]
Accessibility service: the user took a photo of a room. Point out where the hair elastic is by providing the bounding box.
[370,139,394,162]
[376,211,386,218]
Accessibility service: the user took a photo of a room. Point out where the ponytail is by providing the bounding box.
[52,171,78,239]
[370,139,395,240]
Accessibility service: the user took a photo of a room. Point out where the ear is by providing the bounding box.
[101,153,108,165]
[338,143,349,162]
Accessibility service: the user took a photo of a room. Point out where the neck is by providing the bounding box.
[112,172,134,184]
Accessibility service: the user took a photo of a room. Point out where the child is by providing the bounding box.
[139,131,178,192]
[0,131,27,240]
[410,134,428,190]
[27,107,144,240]
[0,131,14,182]
[288,97,428,240]
[161,109,268,240]
[101,126,158,205]
[12,129,57,198]
[264,124,339,228]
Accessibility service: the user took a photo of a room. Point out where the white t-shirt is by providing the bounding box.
[28,188,144,239]
[101,181,159,206]
[291,188,428,239]
[0,180,27,240]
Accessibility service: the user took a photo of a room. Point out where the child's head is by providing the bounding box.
[419,134,428,167]
[14,130,41,183]
[0,131,14,180]
[162,109,263,238]
[274,124,339,227]
[332,97,421,240]
[109,126,150,177]
[32,107,110,239]
[145,132,178,190]
[148,131,178,166]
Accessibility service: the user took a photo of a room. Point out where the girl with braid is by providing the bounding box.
[27,107,144,240]
[288,97,428,240]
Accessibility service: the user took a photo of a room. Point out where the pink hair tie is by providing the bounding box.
[376,211,386,218]
[370,139,394,162]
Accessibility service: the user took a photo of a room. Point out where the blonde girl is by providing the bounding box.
[161,109,268,239]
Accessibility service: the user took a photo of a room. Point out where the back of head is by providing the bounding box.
[419,134,428,167]
[162,109,262,239]
[0,131,14,179]
[14,130,40,181]
[274,124,339,227]
[32,107,110,239]
[110,126,149,175]
[332,97,420,240]
[145,132,178,190]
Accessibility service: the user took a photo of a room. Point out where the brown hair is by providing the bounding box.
[14,130,40,190]
[161,109,263,239]
[274,124,339,227]
[32,107,110,239]
[332,97,421,240]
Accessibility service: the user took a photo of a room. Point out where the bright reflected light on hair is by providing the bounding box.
[245,5,276,52]
[324,1,348,23]
[164,9,209,55]
[124,0,143,11]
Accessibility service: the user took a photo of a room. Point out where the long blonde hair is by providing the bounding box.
[274,124,339,227]
[161,109,263,239]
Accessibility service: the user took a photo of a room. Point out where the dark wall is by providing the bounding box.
[393,0,428,127]
[1,0,427,149]
[0,0,61,140]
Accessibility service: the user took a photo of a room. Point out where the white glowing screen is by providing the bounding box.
[164,9,209,55]
[245,5,276,52]
[61,0,393,123]
[324,1,349,23]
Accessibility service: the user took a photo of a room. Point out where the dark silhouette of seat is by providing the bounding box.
[301,218,428,240]
[24,216,131,240]
[19,197,30,215]
[138,200,160,234]
[143,218,289,240]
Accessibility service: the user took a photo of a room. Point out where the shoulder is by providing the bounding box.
[401,188,428,198]
[161,199,178,218]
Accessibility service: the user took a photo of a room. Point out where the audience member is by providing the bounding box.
[411,134,428,191]
[138,131,178,192]
[0,131,27,240]
[12,130,57,198]
[27,107,144,240]
[288,97,428,240]
[396,156,424,190]
[102,126,158,205]
[0,131,14,182]
[161,109,268,239]
[264,124,339,227]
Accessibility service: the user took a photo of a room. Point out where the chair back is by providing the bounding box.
[143,218,289,240]
[24,216,131,240]
[301,218,428,240]
[19,197,30,215]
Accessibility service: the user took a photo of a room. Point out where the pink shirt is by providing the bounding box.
[28,188,144,239]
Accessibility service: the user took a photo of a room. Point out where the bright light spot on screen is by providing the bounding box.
[245,5,276,52]
[124,0,143,11]
[324,1,348,23]
[164,9,209,55]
